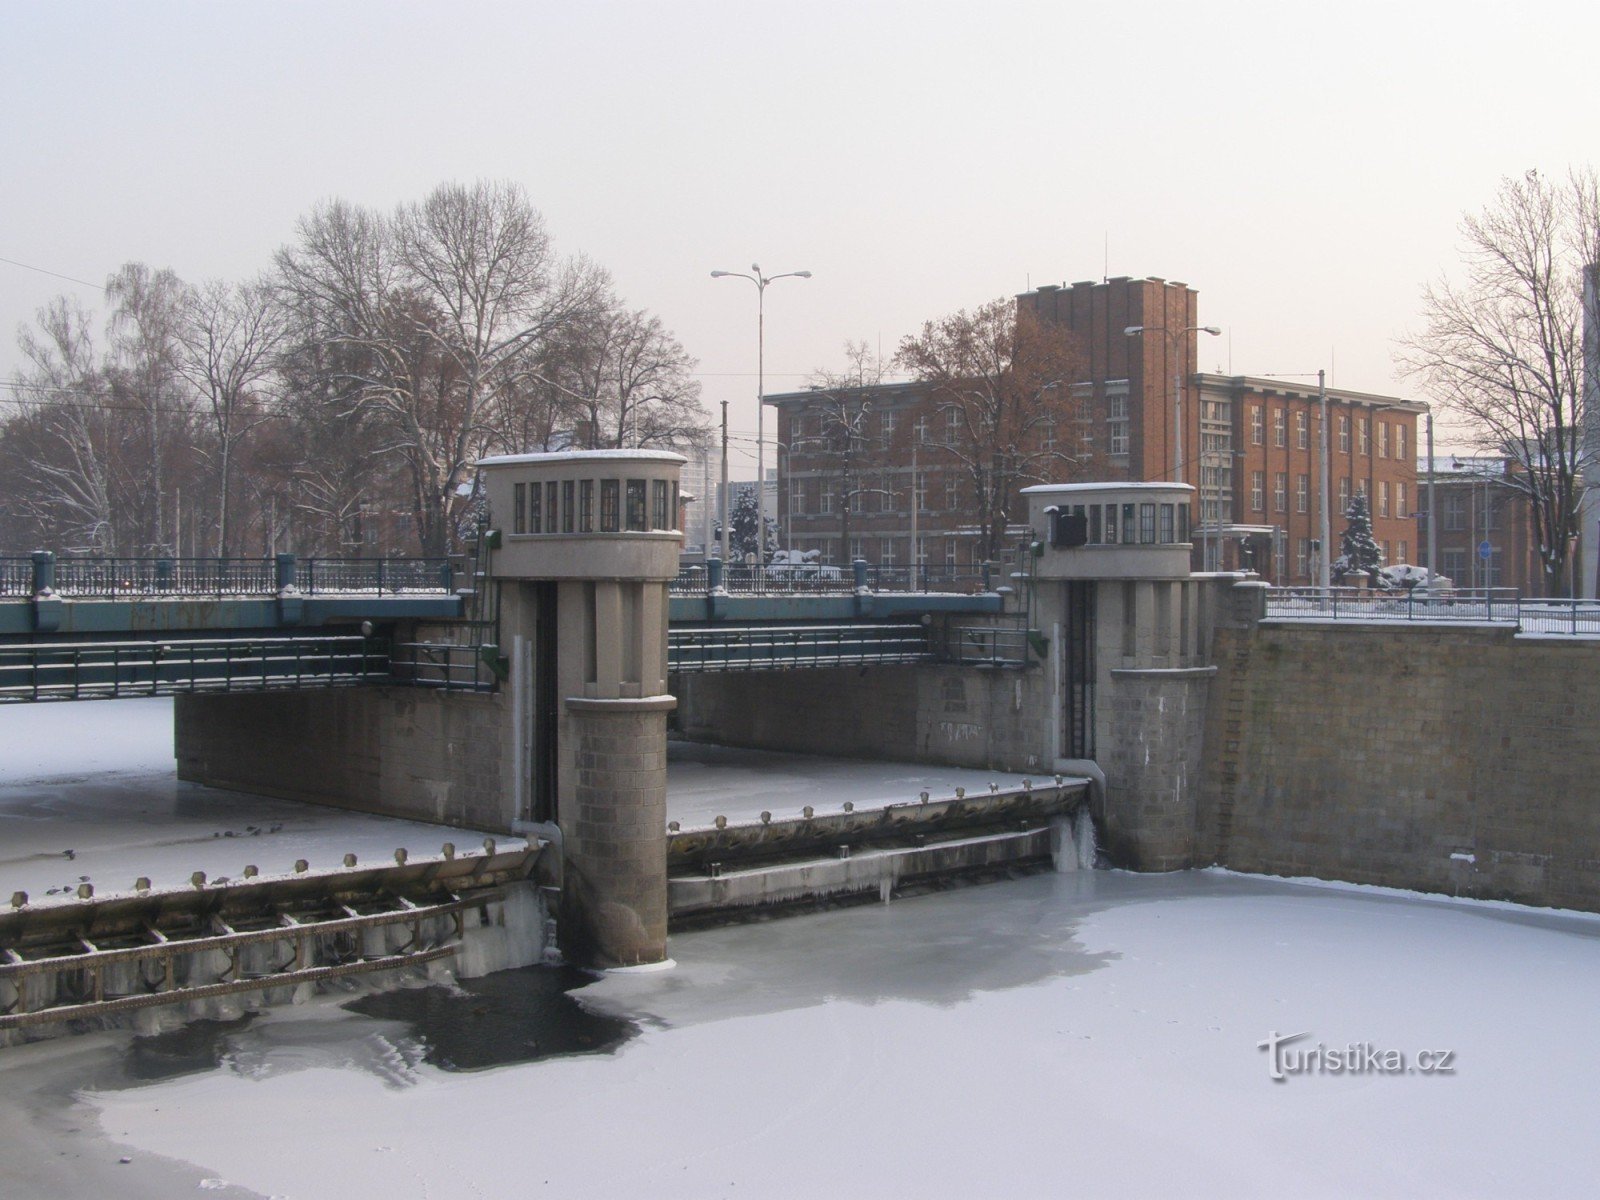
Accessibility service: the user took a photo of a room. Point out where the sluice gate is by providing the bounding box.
[1,843,545,1034]
[666,779,1094,921]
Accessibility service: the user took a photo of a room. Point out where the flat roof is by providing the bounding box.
[478,449,687,466]
[1021,482,1196,495]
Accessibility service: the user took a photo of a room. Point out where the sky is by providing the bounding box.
[3,0,1596,469]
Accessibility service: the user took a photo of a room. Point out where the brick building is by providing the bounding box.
[767,275,1423,585]
[1414,456,1542,593]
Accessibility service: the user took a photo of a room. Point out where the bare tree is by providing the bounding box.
[802,342,898,558]
[5,298,119,551]
[895,299,1086,562]
[1400,168,1600,596]
[174,278,286,555]
[276,182,608,555]
[105,263,190,553]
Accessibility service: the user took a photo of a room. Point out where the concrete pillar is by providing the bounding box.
[478,450,685,968]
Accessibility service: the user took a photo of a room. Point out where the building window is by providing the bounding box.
[850,536,863,561]
[1296,538,1310,578]
[1251,471,1265,513]
[881,410,897,440]
[1122,503,1136,543]
[1159,504,1176,543]
[1251,406,1264,446]
[945,406,961,445]
[1440,549,1467,580]
[1443,493,1467,531]
[625,479,647,532]
[1339,477,1351,513]
[945,476,959,510]
[579,479,595,533]
[915,416,928,444]
[1297,473,1309,513]
[513,482,526,535]
[651,479,670,530]
[1273,408,1286,448]
[914,471,927,511]
[1358,417,1370,456]
[1382,540,1391,563]
[562,481,576,533]
[598,480,616,532]
[945,538,958,569]
[1339,414,1350,454]
[1377,480,1389,518]
[531,480,545,533]
[1104,503,1120,544]
[1041,416,1057,453]
[1296,410,1308,450]
[1108,391,1129,457]
[1139,503,1156,544]
[1396,424,1407,461]
[1274,472,1287,513]
[850,484,864,513]
[1378,421,1390,459]
[1396,482,1408,519]
[546,482,559,534]
[1398,539,1409,564]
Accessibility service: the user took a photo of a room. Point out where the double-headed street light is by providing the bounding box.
[711,264,812,562]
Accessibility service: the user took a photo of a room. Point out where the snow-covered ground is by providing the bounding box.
[4,699,1600,1198]
[0,699,526,902]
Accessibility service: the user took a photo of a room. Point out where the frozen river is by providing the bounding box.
[2,700,1598,1197]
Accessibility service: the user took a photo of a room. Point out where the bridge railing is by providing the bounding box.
[0,558,32,598]
[669,561,993,597]
[387,641,497,691]
[48,557,279,597]
[301,557,454,595]
[0,553,454,598]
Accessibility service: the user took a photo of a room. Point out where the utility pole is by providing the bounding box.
[1318,370,1331,590]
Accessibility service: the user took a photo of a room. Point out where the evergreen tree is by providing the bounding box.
[714,489,775,562]
[1333,492,1383,581]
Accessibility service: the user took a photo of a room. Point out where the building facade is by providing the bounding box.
[768,276,1423,586]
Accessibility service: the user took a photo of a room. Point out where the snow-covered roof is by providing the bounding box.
[477,449,687,467]
[1021,482,1197,496]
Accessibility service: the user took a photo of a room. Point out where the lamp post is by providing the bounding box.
[1125,322,1221,563]
[711,264,812,563]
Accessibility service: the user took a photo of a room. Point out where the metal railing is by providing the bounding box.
[1517,599,1600,637]
[302,558,454,595]
[0,553,453,599]
[387,641,498,692]
[668,623,932,672]
[0,635,392,703]
[940,626,1034,668]
[0,558,33,598]
[1266,587,1520,625]
[670,561,992,597]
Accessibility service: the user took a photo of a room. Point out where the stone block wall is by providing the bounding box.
[673,662,1052,776]
[560,700,670,966]
[174,688,511,832]
[1199,624,1600,910]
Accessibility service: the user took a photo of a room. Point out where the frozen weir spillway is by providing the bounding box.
[666,777,1095,920]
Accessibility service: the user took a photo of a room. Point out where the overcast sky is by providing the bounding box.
[4,0,1595,466]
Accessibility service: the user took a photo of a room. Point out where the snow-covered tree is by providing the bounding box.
[1333,492,1383,581]
[715,488,776,562]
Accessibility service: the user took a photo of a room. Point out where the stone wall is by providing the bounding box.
[673,662,1052,776]
[174,688,512,833]
[1199,624,1600,910]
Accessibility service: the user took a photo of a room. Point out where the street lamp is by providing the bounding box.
[711,264,812,563]
[1125,323,1221,562]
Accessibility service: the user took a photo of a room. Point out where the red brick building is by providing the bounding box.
[768,276,1424,586]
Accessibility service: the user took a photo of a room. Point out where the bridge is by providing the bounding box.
[0,548,1009,700]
